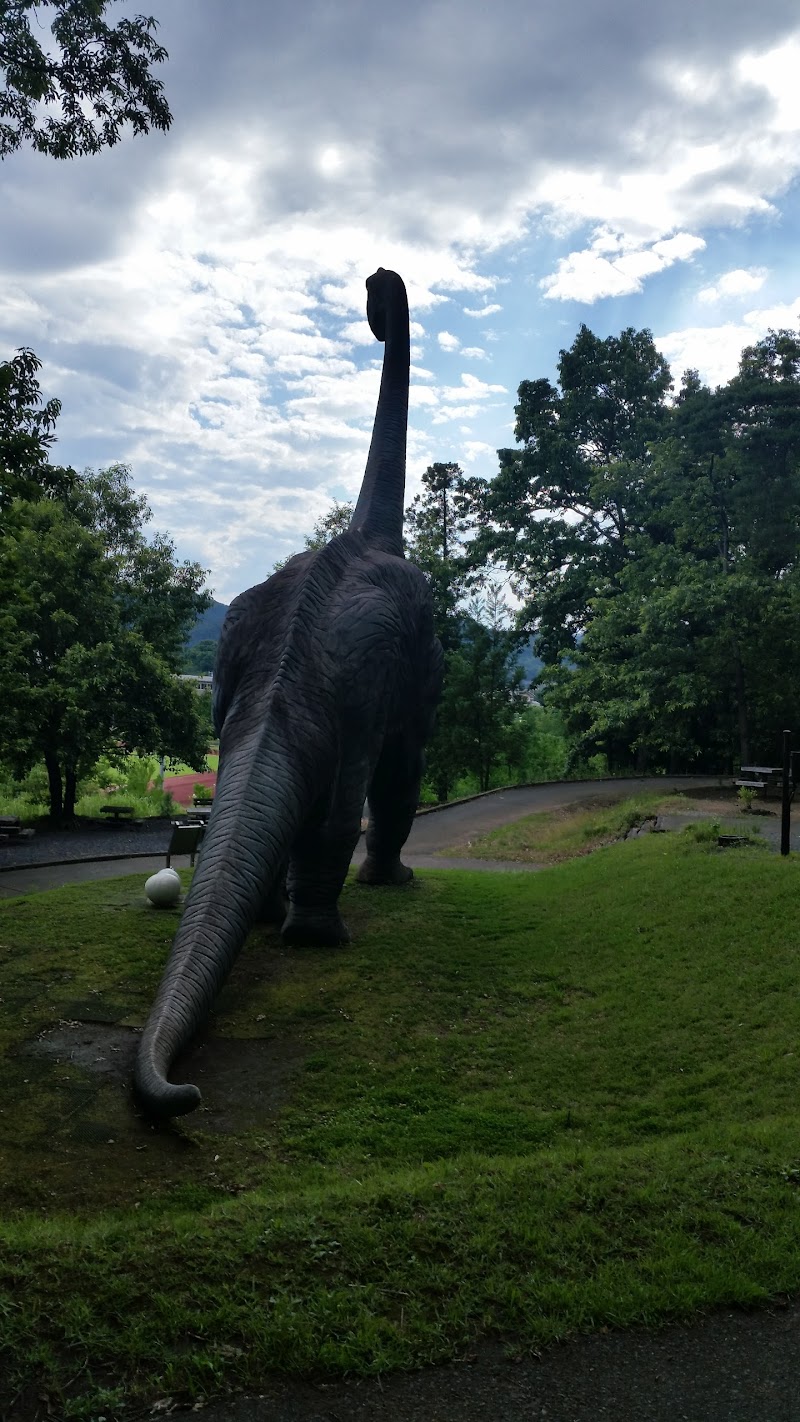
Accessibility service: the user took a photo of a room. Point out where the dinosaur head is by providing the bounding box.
[366,267,398,342]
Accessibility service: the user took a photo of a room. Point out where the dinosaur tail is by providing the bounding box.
[134,690,331,1117]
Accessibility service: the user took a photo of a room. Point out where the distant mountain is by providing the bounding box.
[187,599,229,646]
[516,636,543,686]
[187,606,546,685]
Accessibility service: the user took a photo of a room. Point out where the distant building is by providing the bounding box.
[179,674,213,694]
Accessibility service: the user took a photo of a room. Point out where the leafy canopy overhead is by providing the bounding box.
[0,0,171,159]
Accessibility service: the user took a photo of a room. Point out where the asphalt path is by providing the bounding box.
[187,1301,800,1422]
[0,776,725,896]
[399,774,725,857]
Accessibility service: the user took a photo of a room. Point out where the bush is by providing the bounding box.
[124,755,159,797]
[682,819,721,844]
[0,762,52,819]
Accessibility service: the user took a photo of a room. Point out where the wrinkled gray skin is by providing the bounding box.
[134,269,443,1118]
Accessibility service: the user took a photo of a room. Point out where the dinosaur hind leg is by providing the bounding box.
[282,767,367,946]
[357,733,422,886]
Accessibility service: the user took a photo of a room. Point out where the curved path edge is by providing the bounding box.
[184,1297,800,1422]
[0,777,725,897]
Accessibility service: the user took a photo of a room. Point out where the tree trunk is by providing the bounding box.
[44,751,63,820]
[64,765,78,821]
[731,644,750,765]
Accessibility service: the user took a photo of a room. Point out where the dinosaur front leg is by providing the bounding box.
[257,857,288,925]
[357,733,422,886]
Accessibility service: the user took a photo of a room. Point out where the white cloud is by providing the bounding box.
[462,440,495,463]
[437,331,461,351]
[445,373,507,398]
[339,319,374,344]
[409,386,440,409]
[540,231,706,302]
[5,1,800,598]
[431,403,483,425]
[738,37,800,133]
[657,296,800,388]
[698,267,768,302]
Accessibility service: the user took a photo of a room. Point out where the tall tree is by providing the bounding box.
[481,325,672,659]
[272,499,355,571]
[0,348,75,511]
[0,1,171,159]
[183,639,218,675]
[305,499,354,550]
[405,465,526,798]
[405,462,483,648]
[488,325,800,771]
[0,467,212,820]
[431,588,526,794]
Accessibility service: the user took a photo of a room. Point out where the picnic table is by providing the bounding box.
[0,815,34,843]
[185,805,212,823]
[735,765,795,801]
[99,804,136,822]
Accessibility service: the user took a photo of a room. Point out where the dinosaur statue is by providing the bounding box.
[134,268,443,1118]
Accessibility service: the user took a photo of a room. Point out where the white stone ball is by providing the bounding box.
[145,867,182,908]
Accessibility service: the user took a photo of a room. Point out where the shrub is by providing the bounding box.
[737,785,757,813]
[683,818,722,844]
[124,755,160,797]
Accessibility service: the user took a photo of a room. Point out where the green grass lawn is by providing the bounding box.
[1,835,800,1418]
[164,753,219,775]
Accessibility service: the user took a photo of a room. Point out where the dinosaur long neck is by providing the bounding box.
[349,280,409,558]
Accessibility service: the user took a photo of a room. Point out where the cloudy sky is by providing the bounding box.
[2,0,799,603]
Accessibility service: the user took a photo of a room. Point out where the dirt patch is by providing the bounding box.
[672,791,779,818]
[20,1020,305,1135]
[171,1033,306,1132]
[21,1020,138,1084]
[2,1015,307,1213]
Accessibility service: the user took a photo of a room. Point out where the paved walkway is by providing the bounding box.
[0,776,728,897]
[190,1300,800,1421]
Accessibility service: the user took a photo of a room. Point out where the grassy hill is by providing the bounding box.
[2,833,799,1417]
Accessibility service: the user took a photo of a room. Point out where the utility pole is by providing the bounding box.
[781,730,792,857]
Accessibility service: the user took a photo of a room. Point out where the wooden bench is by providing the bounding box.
[166,822,205,867]
[100,804,136,821]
